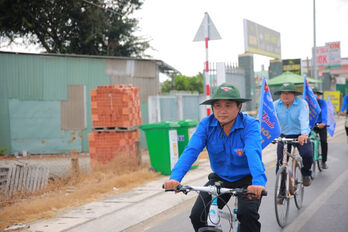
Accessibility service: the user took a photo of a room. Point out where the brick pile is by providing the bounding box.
[88,130,140,164]
[88,85,142,164]
[90,85,142,128]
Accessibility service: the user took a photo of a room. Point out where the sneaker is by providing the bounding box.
[322,162,328,169]
[303,176,311,187]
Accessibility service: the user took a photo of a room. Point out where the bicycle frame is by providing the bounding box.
[279,139,302,195]
[165,184,266,232]
[273,137,304,227]
[310,131,320,161]
[188,185,240,231]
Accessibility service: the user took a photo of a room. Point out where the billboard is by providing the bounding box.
[282,59,301,75]
[243,19,281,59]
[314,41,341,69]
[324,91,341,112]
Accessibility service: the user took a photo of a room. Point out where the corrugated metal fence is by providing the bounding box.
[0,162,49,195]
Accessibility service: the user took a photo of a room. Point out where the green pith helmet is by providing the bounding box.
[275,82,302,95]
[312,87,323,95]
[200,83,251,105]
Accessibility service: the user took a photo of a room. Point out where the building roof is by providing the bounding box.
[0,51,181,75]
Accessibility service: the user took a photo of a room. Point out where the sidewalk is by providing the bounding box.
[21,118,346,232]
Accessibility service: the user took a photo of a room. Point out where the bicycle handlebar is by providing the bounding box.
[163,184,267,197]
[272,137,299,144]
[313,123,330,129]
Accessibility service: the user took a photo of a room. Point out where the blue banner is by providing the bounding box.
[326,95,336,136]
[258,77,280,149]
[302,76,321,130]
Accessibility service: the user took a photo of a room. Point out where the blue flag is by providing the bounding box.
[303,76,321,130]
[326,95,336,136]
[258,77,280,149]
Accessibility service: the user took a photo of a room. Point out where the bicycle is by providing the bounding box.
[310,124,325,178]
[164,182,267,232]
[272,137,304,228]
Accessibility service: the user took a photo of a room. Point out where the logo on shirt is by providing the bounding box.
[234,149,244,156]
[221,87,232,92]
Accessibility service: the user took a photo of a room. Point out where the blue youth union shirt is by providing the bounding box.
[169,113,267,187]
[274,97,310,135]
[316,98,327,124]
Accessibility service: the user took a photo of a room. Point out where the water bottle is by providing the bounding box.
[208,198,221,229]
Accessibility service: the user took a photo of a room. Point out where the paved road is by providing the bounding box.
[26,118,346,232]
[143,134,348,232]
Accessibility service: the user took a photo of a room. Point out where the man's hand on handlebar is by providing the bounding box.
[163,179,180,192]
[247,185,266,199]
[318,123,326,129]
[298,134,308,146]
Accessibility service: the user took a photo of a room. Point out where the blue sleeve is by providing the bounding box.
[321,100,328,124]
[300,100,310,135]
[244,119,267,186]
[341,95,348,112]
[169,119,207,182]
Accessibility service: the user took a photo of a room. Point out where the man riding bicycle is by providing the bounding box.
[163,83,267,232]
[312,87,328,169]
[274,83,313,187]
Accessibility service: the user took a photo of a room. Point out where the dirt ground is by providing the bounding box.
[0,150,208,231]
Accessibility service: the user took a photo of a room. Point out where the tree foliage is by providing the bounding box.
[161,73,203,94]
[0,0,150,57]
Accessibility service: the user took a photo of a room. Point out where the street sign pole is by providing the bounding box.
[194,12,221,116]
[204,14,211,115]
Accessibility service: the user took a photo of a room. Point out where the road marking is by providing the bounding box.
[283,169,348,232]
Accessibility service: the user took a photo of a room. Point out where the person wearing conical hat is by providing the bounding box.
[163,83,267,232]
[312,87,328,169]
[274,82,313,190]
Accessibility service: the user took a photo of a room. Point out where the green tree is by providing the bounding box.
[0,0,150,57]
[161,73,203,94]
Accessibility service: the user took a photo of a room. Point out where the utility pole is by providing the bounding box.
[312,0,318,84]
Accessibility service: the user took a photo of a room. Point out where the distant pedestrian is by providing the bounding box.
[338,92,348,142]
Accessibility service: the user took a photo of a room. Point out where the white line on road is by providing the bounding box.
[283,169,348,232]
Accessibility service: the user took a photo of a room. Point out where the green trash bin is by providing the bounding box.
[140,121,180,175]
[176,119,199,170]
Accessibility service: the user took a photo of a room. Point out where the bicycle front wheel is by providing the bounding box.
[294,161,304,209]
[274,166,290,228]
[312,157,317,180]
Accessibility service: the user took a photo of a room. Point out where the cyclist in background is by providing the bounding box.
[338,92,348,143]
[313,88,328,169]
[274,83,313,187]
[163,83,267,232]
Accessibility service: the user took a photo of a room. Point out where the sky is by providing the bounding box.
[134,0,348,76]
[1,0,347,78]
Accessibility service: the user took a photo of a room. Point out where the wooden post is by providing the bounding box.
[135,141,141,166]
[70,150,80,174]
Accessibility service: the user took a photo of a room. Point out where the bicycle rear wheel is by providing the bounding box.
[294,161,304,209]
[274,166,290,228]
[317,141,323,172]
